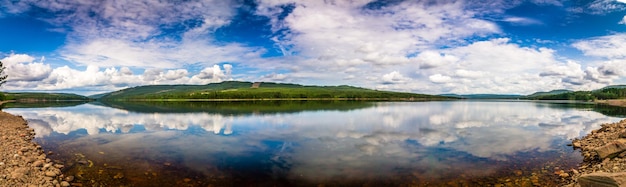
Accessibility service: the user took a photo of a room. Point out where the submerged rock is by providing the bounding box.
[578,172,626,187]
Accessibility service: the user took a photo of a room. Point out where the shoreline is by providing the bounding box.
[564,119,626,186]
[0,110,73,186]
[595,99,626,108]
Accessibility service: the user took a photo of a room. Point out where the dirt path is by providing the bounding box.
[0,111,73,186]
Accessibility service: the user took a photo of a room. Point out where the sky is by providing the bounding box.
[1,0,626,96]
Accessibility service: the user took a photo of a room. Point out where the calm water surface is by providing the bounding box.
[4,101,626,186]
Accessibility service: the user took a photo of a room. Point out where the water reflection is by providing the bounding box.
[4,101,625,186]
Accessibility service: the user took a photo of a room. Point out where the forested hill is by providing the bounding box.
[3,92,90,101]
[524,86,626,101]
[97,81,453,101]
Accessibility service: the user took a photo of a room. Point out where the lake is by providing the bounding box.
[4,100,626,186]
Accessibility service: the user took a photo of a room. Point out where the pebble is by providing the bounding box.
[565,119,626,186]
[45,171,57,177]
[33,160,44,167]
[60,181,70,187]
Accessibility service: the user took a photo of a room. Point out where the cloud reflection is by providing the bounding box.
[4,101,623,183]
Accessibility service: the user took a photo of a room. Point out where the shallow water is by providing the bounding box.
[4,101,625,186]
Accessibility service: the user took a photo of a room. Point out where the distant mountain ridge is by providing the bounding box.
[439,94,523,99]
[525,89,573,98]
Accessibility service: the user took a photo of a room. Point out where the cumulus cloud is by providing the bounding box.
[2,0,624,95]
[255,0,499,69]
[1,53,232,94]
[381,71,411,84]
[1,54,52,82]
[565,34,626,88]
[429,74,453,84]
[620,15,626,24]
[1,0,267,71]
[415,51,459,69]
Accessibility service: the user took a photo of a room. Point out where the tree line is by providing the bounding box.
[527,88,626,101]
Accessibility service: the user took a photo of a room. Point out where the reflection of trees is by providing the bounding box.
[98,100,375,115]
[6,101,624,163]
[593,105,626,118]
[533,101,626,118]
[2,101,87,109]
[5,101,626,185]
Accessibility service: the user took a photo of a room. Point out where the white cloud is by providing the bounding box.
[381,71,411,84]
[581,0,626,14]
[429,74,452,84]
[256,0,498,68]
[1,0,267,70]
[1,53,232,94]
[502,17,543,25]
[1,54,52,82]
[620,15,626,24]
[455,69,485,79]
[415,51,459,69]
[573,34,626,59]
[259,73,289,82]
[61,36,265,69]
[531,0,564,6]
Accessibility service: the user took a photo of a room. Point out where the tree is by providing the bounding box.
[0,60,6,87]
[0,60,6,101]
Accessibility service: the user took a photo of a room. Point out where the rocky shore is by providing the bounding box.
[0,111,73,187]
[564,119,626,186]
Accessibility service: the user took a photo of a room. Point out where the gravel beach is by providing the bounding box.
[0,110,73,187]
[564,118,626,186]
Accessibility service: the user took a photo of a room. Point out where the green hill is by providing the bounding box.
[525,86,626,101]
[98,81,453,101]
[2,92,91,102]
[524,89,573,98]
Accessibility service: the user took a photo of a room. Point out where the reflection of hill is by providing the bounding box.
[534,101,626,118]
[593,105,626,118]
[2,101,88,109]
[97,100,375,115]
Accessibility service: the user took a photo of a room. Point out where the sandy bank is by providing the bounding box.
[0,111,73,186]
[596,99,626,108]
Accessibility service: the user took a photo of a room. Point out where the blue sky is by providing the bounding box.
[1,0,626,95]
